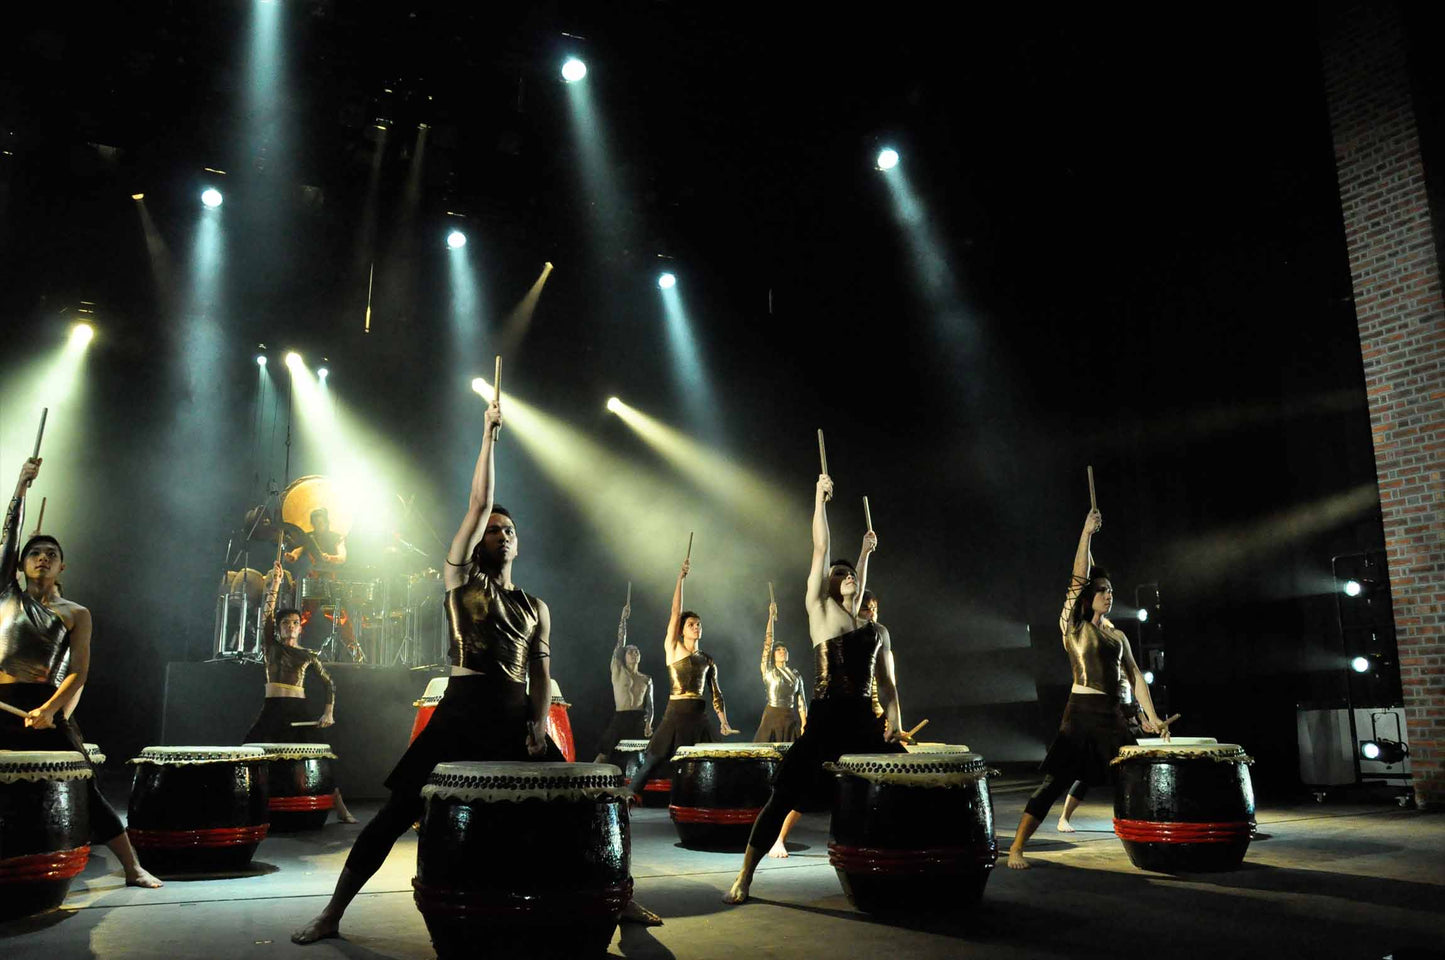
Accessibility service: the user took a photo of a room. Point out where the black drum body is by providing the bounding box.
[127,747,270,874]
[244,744,336,832]
[828,753,997,914]
[0,752,92,921]
[1113,745,1255,872]
[613,740,669,808]
[668,747,778,851]
[414,762,632,960]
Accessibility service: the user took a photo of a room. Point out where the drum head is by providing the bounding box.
[420,676,450,700]
[281,475,354,538]
[423,761,628,804]
[674,742,783,760]
[1117,742,1245,760]
[220,568,265,604]
[904,741,972,754]
[83,743,106,765]
[614,739,651,752]
[1135,737,1216,746]
[0,750,92,783]
[243,742,337,760]
[131,746,268,765]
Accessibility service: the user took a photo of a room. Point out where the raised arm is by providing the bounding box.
[760,600,778,679]
[643,675,654,735]
[262,561,283,648]
[445,402,502,590]
[852,530,878,617]
[3,459,41,581]
[804,474,834,619]
[610,602,630,683]
[662,559,689,661]
[1060,509,1102,635]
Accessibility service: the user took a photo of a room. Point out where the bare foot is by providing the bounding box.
[126,867,164,889]
[1056,818,1076,833]
[767,839,790,859]
[723,874,751,904]
[292,914,341,945]
[1006,849,1030,870]
[335,810,359,824]
[620,900,663,926]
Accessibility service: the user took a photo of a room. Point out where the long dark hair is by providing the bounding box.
[1070,566,1110,628]
[455,505,514,578]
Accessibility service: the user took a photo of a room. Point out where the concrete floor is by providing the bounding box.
[3,775,1443,960]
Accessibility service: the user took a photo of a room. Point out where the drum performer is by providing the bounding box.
[1005,508,1167,869]
[293,399,566,944]
[288,508,359,657]
[244,562,357,823]
[753,599,805,743]
[0,456,162,888]
[725,471,904,903]
[625,557,740,802]
[591,597,654,762]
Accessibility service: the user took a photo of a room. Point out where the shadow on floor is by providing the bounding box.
[617,921,678,959]
[150,860,281,882]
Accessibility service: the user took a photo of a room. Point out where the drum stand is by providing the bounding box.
[210,544,265,663]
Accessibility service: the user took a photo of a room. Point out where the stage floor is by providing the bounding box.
[4,776,1443,960]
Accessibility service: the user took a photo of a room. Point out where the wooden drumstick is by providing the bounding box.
[684,531,694,566]
[626,581,632,607]
[31,497,47,536]
[0,701,30,720]
[900,718,929,741]
[290,721,322,727]
[1087,465,1097,512]
[490,355,503,441]
[1156,713,1181,731]
[863,495,873,532]
[768,581,776,606]
[817,429,828,476]
[33,408,48,460]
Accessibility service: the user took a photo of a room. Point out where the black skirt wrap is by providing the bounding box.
[1038,692,1138,788]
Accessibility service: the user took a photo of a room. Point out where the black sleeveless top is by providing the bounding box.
[446,573,547,683]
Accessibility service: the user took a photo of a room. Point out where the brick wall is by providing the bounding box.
[1320,2,1445,809]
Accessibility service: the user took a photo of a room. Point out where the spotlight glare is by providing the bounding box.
[131,192,145,201]
[657,272,676,290]
[606,397,622,413]
[876,148,900,171]
[1343,579,1363,598]
[317,367,329,380]
[256,355,268,368]
[1137,607,1150,623]
[285,351,303,367]
[1360,741,1382,761]
[1142,670,1155,685]
[561,57,588,83]
[70,322,95,347]
[447,230,467,249]
[1350,655,1371,674]
[201,187,223,208]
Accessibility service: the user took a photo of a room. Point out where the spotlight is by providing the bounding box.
[131,192,145,201]
[657,272,677,290]
[317,367,329,380]
[201,187,223,208]
[606,397,622,413]
[1360,739,1408,764]
[1143,670,1155,685]
[1350,655,1371,674]
[285,351,303,367]
[1342,579,1363,598]
[256,355,268,368]
[1137,607,1150,623]
[876,148,900,171]
[561,57,587,83]
[447,230,467,249]
[69,322,95,347]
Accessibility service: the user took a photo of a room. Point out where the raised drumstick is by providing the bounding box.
[685,531,694,563]
[290,721,322,727]
[490,355,503,441]
[768,581,776,607]
[33,408,49,460]
[626,581,632,607]
[1087,465,1096,512]
[817,429,829,475]
[31,497,47,536]
[863,495,873,532]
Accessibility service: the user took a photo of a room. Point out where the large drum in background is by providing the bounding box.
[669,743,781,851]
[410,676,450,744]
[0,751,92,922]
[1113,740,1255,872]
[414,762,632,960]
[829,751,998,914]
[612,739,670,807]
[547,679,576,763]
[83,743,106,766]
[127,746,270,873]
[243,743,337,831]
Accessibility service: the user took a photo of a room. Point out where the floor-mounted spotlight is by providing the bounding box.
[1342,579,1364,598]
[1349,655,1372,674]
[1360,739,1408,764]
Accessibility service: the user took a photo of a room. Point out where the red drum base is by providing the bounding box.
[0,751,95,921]
[1113,741,1255,873]
[0,847,91,922]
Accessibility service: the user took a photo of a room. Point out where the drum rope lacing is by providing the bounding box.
[825,754,997,788]
[0,752,93,784]
[422,770,631,804]
[129,746,268,765]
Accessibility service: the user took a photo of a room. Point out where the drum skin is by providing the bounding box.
[414,768,631,960]
[127,756,270,873]
[829,758,997,914]
[1113,751,1255,872]
[669,753,776,851]
[0,754,91,922]
[611,741,669,807]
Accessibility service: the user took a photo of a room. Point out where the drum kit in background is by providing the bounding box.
[212,475,449,666]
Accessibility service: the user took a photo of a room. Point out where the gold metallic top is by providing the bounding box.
[263,640,335,706]
[667,650,726,714]
[762,663,804,709]
[813,622,882,709]
[446,573,547,684]
[0,498,71,685]
[1065,620,1130,702]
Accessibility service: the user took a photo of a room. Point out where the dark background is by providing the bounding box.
[1,2,1425,796]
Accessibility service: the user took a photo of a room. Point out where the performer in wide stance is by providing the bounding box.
[592,596,654,762]
[725,472,903,903]
[0,457,161,888]
[1005,508,1167,869]
[753,598,805,742]
[626,556,739,801]
[294,401,562,944]
[244,561,356,823]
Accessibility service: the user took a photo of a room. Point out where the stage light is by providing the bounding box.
[131,192,145,201]
[447,230,467,249]
[1360,739,1407,764]
[256,355,268,367]
[201,187,223,208]
[561,57,587,82]
[1350,655,1371,674]
[69,323,94,347]
[1360,740,1381,761]
[1143,670,1155,685]
[658,272,676,290]
[317,367,329,380]
[606,397,622,413]
[1137,607,1150,623]
[1343,579,1363,598]
[471,377,489,398]
[285,351,303,368]
[876,148,900,171]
